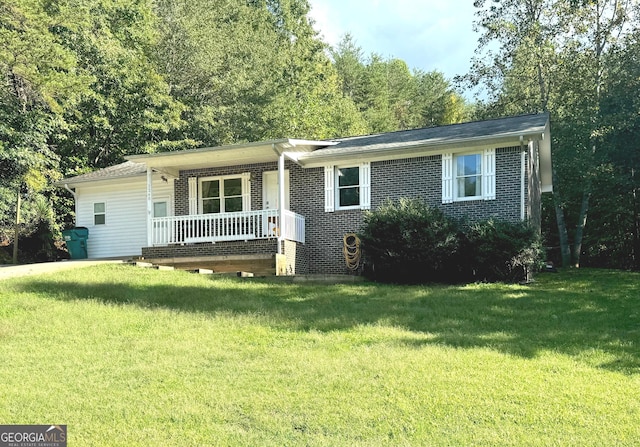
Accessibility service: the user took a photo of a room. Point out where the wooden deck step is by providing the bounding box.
[140,254,276,276]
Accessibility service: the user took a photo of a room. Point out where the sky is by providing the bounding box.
[307,0,481,82]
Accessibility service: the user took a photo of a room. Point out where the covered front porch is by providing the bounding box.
[127,138,331,274]
[149,208,305,246]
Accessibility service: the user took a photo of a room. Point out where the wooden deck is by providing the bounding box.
[140,254,276,276]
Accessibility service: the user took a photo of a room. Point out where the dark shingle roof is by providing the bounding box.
[318,113,549,156]
[57,161,146,186]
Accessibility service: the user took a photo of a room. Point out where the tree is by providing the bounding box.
[51,0,187,172]
[331,34,471,134]
[154,0,364,144]
[466,0,638,267]
[0,0,90,261]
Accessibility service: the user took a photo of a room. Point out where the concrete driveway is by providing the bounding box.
[0,259,124,280]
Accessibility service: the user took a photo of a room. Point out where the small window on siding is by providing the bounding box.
[153,201,168,218]
[94,202,106,225]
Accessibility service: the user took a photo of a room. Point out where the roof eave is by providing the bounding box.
[297,130,546,168]
[54,172,147,188]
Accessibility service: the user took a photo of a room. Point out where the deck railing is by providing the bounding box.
[151,209,305,246]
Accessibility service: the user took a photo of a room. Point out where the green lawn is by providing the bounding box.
[1,265,638,446]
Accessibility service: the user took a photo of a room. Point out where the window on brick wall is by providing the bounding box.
[442,149,495,203]
[196,174,250,214]
[324,163,370,212]
[455,153,482,199]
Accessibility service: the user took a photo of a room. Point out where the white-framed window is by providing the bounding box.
[455,153,482,200]
[324,162,371,212]
[337,166,360,209]
[153,201,168,218]
[93,202,106,225]
[442,149,495,204]
[196,174,250,214]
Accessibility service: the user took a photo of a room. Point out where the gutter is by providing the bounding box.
[64,184,77,199]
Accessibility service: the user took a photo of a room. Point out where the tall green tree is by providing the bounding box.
[51,0,186,172]
[467,0,638,267]
[154,0,363,144]
[588,31,640,269]
[332,34,471,134]
[0,0,90,257]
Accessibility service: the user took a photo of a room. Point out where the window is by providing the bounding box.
[455,153,482,199]
[337,167,360,208]
[93,202,106,225]
[324,163,370,212]
[442,149,495,204]
[199,176,246,214]
[153,201,168,218]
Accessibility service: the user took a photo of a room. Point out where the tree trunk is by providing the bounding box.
[555,202,571,267]
[633,167,640,270]
[12,190,21,265]
[572,189,591,267]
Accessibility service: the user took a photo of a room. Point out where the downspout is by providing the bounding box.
[520,136,526,221]
[64,184,76,199]
[64,184,79,227]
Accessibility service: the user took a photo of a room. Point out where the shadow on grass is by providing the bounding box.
[17,266,640,374]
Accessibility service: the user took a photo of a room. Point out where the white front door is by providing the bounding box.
[263,170,290,210]
[153,198,171,245]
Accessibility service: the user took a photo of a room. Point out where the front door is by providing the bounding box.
[262,170,290,210]
[263,171,289,238]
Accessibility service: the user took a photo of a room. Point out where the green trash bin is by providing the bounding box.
[62,227,89,259]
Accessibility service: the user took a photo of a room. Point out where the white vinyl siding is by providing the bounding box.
[93,202,106,225]
[74,178,173,258]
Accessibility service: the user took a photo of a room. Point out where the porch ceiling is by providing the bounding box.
[126,138,336,175]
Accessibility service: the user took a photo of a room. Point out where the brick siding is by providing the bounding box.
[150,145,535,275]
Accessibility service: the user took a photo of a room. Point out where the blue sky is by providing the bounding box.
[308,0,481,81]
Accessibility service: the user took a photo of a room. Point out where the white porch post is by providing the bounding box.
[277,152,285,254]
[146,166,153,246]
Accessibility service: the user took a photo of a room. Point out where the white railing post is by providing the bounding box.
[149,209,305,246]
[146,167,153,247]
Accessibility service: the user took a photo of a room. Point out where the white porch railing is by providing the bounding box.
[151,209,305,246]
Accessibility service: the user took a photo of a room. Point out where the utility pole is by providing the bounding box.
[12,190,21,264]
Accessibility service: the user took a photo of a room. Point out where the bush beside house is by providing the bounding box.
[359,198,543,284]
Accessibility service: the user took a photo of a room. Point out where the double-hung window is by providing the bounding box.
[337,167,360,208]
[455,153,482,199]
[442,149,495,203]
[93,202,106,225]
[324,162,371,212]
[200,176,244,214]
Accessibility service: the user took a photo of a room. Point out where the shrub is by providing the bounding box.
[460,219,543,283]
[359,198,544,284]
[358,198,460,283]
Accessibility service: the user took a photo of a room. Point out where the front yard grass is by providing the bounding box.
[0,265,638,446]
